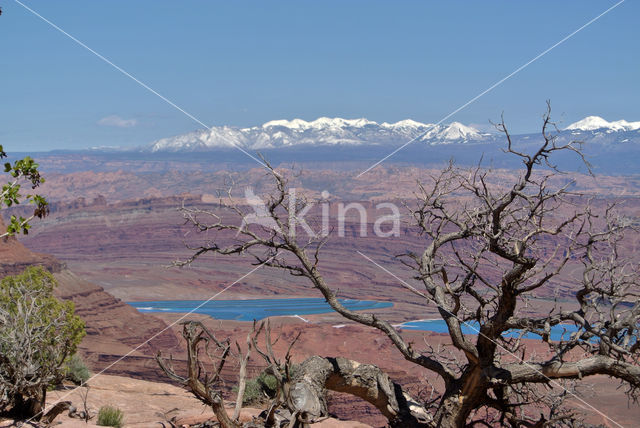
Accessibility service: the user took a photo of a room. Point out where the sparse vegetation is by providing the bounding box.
[65,353,91,385]
[235,369,287,405]
[0,267,85,419]
[235,374,268,406]
[97,405,124,428]
[0,145,48,237]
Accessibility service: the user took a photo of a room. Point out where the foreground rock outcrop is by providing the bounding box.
[0,375,370,427]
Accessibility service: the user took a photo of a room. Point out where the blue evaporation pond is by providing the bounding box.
[400,319,581,341]
[128,298,393,322]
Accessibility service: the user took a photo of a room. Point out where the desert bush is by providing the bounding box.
[237,366,298,405]
[65,354,91,385]
[239,371,277,405]
[239,376,265,406]
[0,267,85,419]
[97,405,124,428]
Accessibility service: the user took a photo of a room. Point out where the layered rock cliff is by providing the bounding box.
[0,220,181,380]
[0,230,65,277]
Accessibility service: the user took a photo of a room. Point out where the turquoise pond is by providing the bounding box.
[128,298,392,322]
[128,298,582,340]
[400,320,582,341]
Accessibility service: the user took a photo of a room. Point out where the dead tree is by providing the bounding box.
[157,321,242,428]
[157,320,429,427]
[158,320,307,427]
[173,104,640,427]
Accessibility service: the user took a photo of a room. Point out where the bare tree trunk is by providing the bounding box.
[41,401,72,424]
[233,330,254,421]
[432,368,486,428]
[432,394,474,428]
[288,356,432,427]
[9,386,46,420]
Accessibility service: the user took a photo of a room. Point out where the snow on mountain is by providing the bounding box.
[150,127,249,151]
[420,122,484,143]
[381,119,433,131]
[147,114,640,153]
[262,119,310,129]
[148,118,487,152]
[565,116,640,132]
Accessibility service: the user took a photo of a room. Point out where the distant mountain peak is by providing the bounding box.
[381,119,431,129]
[262,117,378,130]
[262,118,310,129]
[441,122,482,139]
[419,121,485,143]
[148,117,487,152]
[566,116,640,132]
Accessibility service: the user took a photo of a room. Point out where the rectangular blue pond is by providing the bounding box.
[399,319,582,341]
[128,297,393,321]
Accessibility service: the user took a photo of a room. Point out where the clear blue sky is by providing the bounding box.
[1,0,638,151]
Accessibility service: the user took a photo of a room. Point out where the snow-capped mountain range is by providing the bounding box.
[565,116,640,132]
[148,118,488,152]
[147,115,639,152]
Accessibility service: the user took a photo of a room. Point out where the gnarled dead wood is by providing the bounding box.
[157,321,241,428]
[289,355,432,428]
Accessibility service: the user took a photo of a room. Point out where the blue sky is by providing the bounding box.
[1,0,638,151]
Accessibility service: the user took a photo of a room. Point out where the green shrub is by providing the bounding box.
[237,365,299,405]
[0,267,85,417]
[234,371,278,405]
[240,377,266,405]
[97,405,124,428]
[65,353,91,385]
